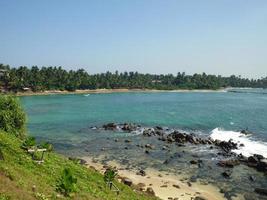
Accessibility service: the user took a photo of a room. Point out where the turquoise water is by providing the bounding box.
[21,91,267,142]
[20,90,267,199]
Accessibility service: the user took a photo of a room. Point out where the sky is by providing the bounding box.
[0,0,267,78]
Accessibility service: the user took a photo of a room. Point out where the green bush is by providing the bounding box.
[57,168,77,196]
[21,136,36,149]
[0,95,26,138]
[104,168,117,183]
[39,141,53,152]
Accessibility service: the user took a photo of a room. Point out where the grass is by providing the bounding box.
[0,131,159,200]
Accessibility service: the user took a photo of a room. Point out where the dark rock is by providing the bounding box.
[255,188,267,196]
[122,178,133,186]
[155,130,164,136]
[241,129,252,135]
[217,160,240,168]
[145,150,149,154]
[216,140,238,153]
[173,184,180,189]
[122,123,137,132]
[136,169,146,176]
[103,123,117,130]
[249,175,256,182]
[155,126,163,130]
[248,156,259,164]
[254,154,264,160]
[221,170,231,178]
[146,187,155,196]
[143,129,155,137]
[190,160,198,164]
[256,159,267,172]
[136,183,146,191]
[160,184,167,188]
[124,139,131,143]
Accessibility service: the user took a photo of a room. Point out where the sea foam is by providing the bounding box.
[210,128,267,158]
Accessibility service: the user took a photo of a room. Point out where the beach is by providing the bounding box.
[83,157,228,200]
[14,88,226,96]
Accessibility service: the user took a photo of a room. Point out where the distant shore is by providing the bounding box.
[12,88,227,96]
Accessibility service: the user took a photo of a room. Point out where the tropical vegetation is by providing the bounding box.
[1,64,266,92]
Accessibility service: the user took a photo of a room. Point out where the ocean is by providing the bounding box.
[20,89,267,199]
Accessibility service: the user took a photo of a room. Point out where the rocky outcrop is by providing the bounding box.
[214,140,238,153]
[122,123,138,132]
[103,123,117,130]
[122,177,133,186]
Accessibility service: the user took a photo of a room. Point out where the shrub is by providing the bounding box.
[0,95,26,138]
[21,136,36,149]
[57,168,77,196]
[39,141,53,152]
[104,168,117,184]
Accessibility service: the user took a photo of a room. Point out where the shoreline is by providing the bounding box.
[82,156,229,200]
[12,88,227,97]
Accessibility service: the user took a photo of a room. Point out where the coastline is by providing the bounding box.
[82,156,230,200]
[13,88,227,97]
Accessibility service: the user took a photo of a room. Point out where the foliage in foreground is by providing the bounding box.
[56,168,77,196]
[0,132,158,200]
[0,95,26,138]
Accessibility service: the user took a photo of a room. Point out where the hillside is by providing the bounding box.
[0,131,158,200]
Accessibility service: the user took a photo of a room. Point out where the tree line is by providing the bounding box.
[0,63,266,92]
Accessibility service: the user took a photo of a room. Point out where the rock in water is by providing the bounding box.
[103,123,117,130]
[255,188,267,196]
[221,170,231,178]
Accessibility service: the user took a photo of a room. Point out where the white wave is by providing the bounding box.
[210,128,267,158]
[84,94,90,97]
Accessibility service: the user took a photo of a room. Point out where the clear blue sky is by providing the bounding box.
[0,0,266,78]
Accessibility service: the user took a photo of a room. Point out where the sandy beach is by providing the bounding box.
[82,156,239,200]
[13,88,227,96]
